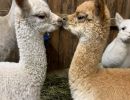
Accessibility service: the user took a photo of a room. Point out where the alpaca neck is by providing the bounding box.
[15,19,47,77]
[69,27,109,80]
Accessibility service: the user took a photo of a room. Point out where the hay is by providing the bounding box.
[41,74,72,100]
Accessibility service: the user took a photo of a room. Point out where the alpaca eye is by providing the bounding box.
[77,16,85,20]
[33,14,46,19]
[37,15,46,19]
[122,26,126,30]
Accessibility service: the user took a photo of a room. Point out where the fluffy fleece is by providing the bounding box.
[0,0,62,99]
[102,13,130,68]
[63,0,130,100]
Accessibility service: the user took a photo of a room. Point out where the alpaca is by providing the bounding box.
[102,13,130,68]
[63,0,130,100]
[0,0,62,99]
[0,0,19,62]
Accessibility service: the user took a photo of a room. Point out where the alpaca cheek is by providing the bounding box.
[46,25,58,32]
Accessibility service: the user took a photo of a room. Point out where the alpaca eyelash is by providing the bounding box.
[33,14,46,19]
[77,16,86,20]
[77,14,90,21]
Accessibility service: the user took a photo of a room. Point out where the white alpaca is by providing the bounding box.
[102,13,130,68]
[0,0,18,62]
[0,0,62,99]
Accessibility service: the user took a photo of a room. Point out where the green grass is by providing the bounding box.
[41,75,72,100]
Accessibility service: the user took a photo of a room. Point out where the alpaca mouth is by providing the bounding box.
[124,39,130,43]
[52,23,62,27]
[62,24,67,29]
[62,21,68,29]
[120,34,130,43]
[62,22,72,31]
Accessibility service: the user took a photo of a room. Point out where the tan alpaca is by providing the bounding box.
[63,0,130,100]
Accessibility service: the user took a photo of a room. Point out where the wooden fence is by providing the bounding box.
[47,0,130,71]
[0,0,11,15]
[0,0,130,71]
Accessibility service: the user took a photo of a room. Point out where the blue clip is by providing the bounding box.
[44,32,51,48]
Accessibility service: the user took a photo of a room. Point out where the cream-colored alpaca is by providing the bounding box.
[0,0,18,62]
[63,0,130,100]
[0,0,62,99]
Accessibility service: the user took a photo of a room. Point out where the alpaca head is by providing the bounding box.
[15,0,62,34]
[63,0,110,41]
[116,13,130,43]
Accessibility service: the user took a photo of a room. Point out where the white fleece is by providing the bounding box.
[0,0,61,99]
[102,13,130,68]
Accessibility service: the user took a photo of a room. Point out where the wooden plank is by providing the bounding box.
[58,0,77,68]
[47,0,78,70]
[0,0,12,15]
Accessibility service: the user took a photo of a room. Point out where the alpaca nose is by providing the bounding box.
[57,18,63,26]
[59,14,68,22]
[62,15,68,26]
[62,16,68,22]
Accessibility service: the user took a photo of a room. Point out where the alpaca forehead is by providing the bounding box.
[120,20,130,27]
[76,1,94,13]
[28,0,50,13]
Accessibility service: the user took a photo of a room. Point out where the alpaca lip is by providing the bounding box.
[63,22,66,26]
[123,39,130,43]
[62,24,67,29]
[62,21,68,28]
[62,19,67,26]
[52,22,62,27]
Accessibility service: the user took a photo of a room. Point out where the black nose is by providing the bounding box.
[63,16,67,22]
[62,16,68,22]
[57,18,63,26]
[61,15,68,26]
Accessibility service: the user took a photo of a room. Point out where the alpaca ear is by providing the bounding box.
[15,0,30,13]
[94,0,105,20]
[115,13,123,26]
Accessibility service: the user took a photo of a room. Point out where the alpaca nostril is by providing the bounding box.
[62,17,67,22]
[62,16,68,26]
[57,18,63,26]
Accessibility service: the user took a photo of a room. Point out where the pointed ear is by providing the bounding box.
[115,13,124,26]
[94,0,105,20]
[15,0,30,12]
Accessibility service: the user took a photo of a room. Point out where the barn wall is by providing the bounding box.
[0,0,130,71]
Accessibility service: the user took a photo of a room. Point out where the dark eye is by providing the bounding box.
[122,26,126,30]
[37,15,46,19]
[33,14,46,19]
[77,16,85,20]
